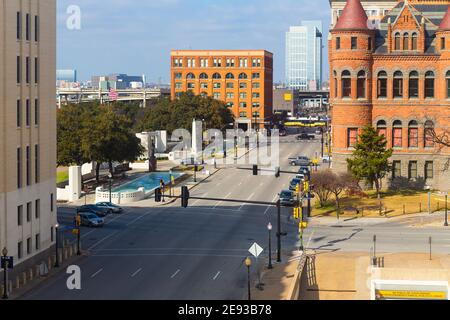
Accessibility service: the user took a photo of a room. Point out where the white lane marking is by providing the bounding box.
[192,193,209,206]
[306,230,315,249]
[213,192,232,209]
[131,268,142,278]
[264,195,279,216]
[90,268,103,278]
[240,192,255,210]
[88,232,119,251]
[171,269,181,279]
[213,271,221,281]
[126,211,152,226]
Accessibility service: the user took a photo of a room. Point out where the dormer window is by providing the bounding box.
[403,33,409,50]
[411,33,418,50]
[395,33,401,50]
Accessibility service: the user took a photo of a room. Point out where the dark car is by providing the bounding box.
[96,202,124,214]
[279,190,296,207]
[78,205,109,217]
[75,212,105,228]
[289,178,303,191]
[296,133,315,141]
[289,156,312,166]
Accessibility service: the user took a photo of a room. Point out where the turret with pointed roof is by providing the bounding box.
[439,5,450,30]
[334,0,369,30]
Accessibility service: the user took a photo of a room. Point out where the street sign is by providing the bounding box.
[299,222,308,230]
[1,256,14,269]
[248,242,264,258]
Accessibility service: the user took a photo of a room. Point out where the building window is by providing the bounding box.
[26,146,30,186]
[226,102,234,108]
[252,73,260,79]
[175,82,182,89]
[26,202,32,222]
[392,120,403,148]
[336,37,341,50]
[377,71,387,98]
[35,199,40,219]
[252,82,260,89]
[51,193,54,212]
[35,57,39,83]
[351,37,357,49]
[35,144,40,183]
[239,112,247,118]
[187,83,195,89]
[252,92,260,99]
[186,73,195,80]
[347,128,358,148]
[441,37,446,50]
[240,92,247,99]
[200,92,207,98]
[212,73,221,79]
[51,227,54,242]
[239,82,247,89]
[368,37,372,51]
[34,99,39,125]
[27,237,31,255]
[411,33,418,50]
[34,16,39,41]
[395,33,401,50]
[199,73,208,79]
[213,92,221,99]
[26,99,30,126]
[17,100,21,128]
[424,121,435,148]
[447,71,450,98]
[408,121,419,148]
[226,82,234,89]
[408,161,418,180]
[357,71,366,98]
[18,205,23,226]
[252,102,260,108]
[226,73,235,79]
[213,82,221,89]
[26,57,30,83]
[377,120,387,138]
[18,242,23,260]
[403,33,409,50]
[425,161,434,179]
[200,83,208,89]
[226,92,234,99]
[174,73,182,79]
[17,12,21,40]
[26,13,30,41]
[392,161,401,179]
[333,71,338,98]
[424,71,435,98]
[393,71,403,98]
[341,71,351,98]
[35,234,40,251]
[238,73,248,80]
[409,71,419,98]
[17,56,21,83]
[213,58,222,67]
[17,147,22,188]
[239,102,247,109]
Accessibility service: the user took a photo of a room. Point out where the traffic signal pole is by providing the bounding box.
[276,200,282,263]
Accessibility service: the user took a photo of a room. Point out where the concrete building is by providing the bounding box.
[273,88,297,116]
[170,50,274,130]
[91,74,144,90]
[285,21,323,91]
[56,69,76,83]
[329,0,450,190]
[0,1,57,267]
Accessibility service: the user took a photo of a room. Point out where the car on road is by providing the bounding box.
[96,202,124,214]
[289,178,303,191]
[77,204,109,217]
[322,155,332,163]
[279,190,296,207]
[298,165,310,174]
[74,212,105,228]
[289,156,312,166]
[296,133,315,141]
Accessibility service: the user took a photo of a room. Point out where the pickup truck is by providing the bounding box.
[296,133,315,141]
[289,156,311,166]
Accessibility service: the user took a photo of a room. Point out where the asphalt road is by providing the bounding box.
[23,136,320,300]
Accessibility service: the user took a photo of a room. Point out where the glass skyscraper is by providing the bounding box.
[285,20,323,91]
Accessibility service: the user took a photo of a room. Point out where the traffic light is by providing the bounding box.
[181,186,190,208]
[303,181,309,193]
[155,188,162,202]
[293,207,299,219]
[275,167,280,178]
[75,214,81,227]
[253,165,258,176]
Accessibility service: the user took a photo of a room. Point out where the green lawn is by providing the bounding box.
[56,170,69,184]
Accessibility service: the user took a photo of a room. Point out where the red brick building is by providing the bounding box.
[329,0,450,190]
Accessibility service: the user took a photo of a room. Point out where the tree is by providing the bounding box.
[347,126,393,209]
[328,172,357,218]
[311,169,334,207]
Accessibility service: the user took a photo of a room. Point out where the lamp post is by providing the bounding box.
[245,257,252,301]
[234,136,238,160]
[54,223,60,267]
[2,247,8,299]
[201,118,205,165]
[445,194,448,227]
[108,173,113,204]
[267,223,273,269]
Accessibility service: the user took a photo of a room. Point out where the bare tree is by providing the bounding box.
[311,169,334,207]
[328,172,360,219]
[427,120,450,171]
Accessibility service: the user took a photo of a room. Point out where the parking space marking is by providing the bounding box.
[131,268,142,278]
[88,232,119,251]
[213,271,221,281]
[171,269,181,279]
[90,268,103,278]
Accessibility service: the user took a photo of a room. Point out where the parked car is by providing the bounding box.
[298,165,310,174]
[96,202,124,214]
[289,156,312,166]
[296,133,315,141]
[289,178,303,191]
[77,204,109,217]
[75,212,105,228]
[296,173,305,180]
[322,155,332,163]
[279,190,296,207]
[180,158,197,165]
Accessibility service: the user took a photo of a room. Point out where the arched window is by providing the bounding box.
[425,71,435,98]
[411,33,418,50]
[186,73,195,80]
[393,71,403,98]
[377,120,387,138]
[395,33,401,50]
[392,120,403,148]
[199,73,208,79]
[238,73,248,79]
[341,70,351,98]
[424,120,435,148]
[409,71,419,98]
[212,73,221,79]
[333,71,338,98]
[225,73,235,79]
[403,33,409,50]
[377,71,387,98]
[357,71,366,98]
[446,71,450,98]
[408,120,419,148]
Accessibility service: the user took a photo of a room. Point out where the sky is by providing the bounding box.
[57,0,331,84]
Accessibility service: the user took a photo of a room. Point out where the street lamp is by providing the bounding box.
[245,257,252,301]
[201,118,206,165]
[445,194,448,227]
[108,173,113,204]
[2,247,8,299]
[54,223,60,268]
[267,223,273,269]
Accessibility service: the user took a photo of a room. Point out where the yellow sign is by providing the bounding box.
[72,229,79,235]
[293,208,299,219]
[284,93,292,102]
[295,184,300,194]
[375,290,447,300]
[303,181,309,192]
[299,222,308,230]
[312,158,319,165]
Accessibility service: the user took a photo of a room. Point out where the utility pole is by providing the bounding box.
[276,200,282,263]
[445,194,448,227]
